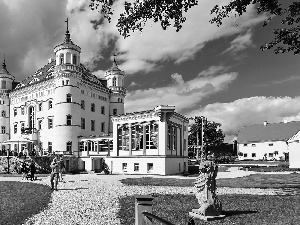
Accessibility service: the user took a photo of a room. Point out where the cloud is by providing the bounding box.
[187,96,300,141]
[107,1,268,74]
[221,29,254,55]
[125,65,238,113]
[257,75,300,87]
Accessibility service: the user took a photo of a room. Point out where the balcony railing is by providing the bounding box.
[55,64,82,73]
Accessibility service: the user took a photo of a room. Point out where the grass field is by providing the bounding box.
[0,181,52,225]
[119,173,300,224]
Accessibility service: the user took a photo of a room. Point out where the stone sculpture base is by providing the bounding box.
[189,211,226,221]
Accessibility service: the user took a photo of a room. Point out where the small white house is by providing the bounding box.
[105,105,189,175]
[287,132,300,168]
[237,121,300,162]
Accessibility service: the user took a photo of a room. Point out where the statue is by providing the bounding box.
[189,157,225,221]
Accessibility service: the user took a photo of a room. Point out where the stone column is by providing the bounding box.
[128,124,132,156]
[143,125,146,155]
[107,140,111,156]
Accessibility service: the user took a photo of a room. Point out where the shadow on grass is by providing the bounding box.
[118,194,300,225]
[59,187,89,191]
[223,210,257,216]
[0,181,52,225]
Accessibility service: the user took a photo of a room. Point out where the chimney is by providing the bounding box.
[263,121,268,126]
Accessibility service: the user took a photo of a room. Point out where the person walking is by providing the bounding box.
[58,158,65,182]
[50,158,60,191]
[21,162,28,180]
[29,161,36,181]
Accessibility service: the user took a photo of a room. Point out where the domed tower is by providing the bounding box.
[105,57,126,115]
[0,57,15,149]
[52,19,82,154]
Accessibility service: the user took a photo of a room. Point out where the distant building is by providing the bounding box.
[237,121,300,161]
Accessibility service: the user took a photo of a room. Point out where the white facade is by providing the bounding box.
[238,141,287,161]
[287,131,300,168]
[0,27,125,157]
[105,105,189,175]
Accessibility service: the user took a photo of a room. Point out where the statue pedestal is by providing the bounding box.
[189,212,226,221]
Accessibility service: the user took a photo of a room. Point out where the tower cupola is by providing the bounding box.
[0,55,15,81]
[105,56,125,92]
[54,19,81,67]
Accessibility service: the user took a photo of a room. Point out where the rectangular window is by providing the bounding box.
[243,153,247,157]
[101,106,105,115]
[66,94,72,102]
[122,163,127,171]
[14,124,17,134]
[268,143,273,146]
[48,142,52,153]
[113,108,117,115]
[269,153,273,157]
[79,142,84,151]
[1,126,5,134]
[49,100,52,109]
[81,100,85,110]
[21,122,25,132]
[21,108,25,115]
[39,103,43,111]
[252,153,256,157]
[14,144,17,151]
[81,90,84,94]
[66,115,72,125]
[183,139,186,151]
[147,163,153,172]
[48,118,53,129]
[91,120,95,131]
[14,108,17,116]
[101,122,105,132]
[38,120,42,130]
[66,142,72,152]
[1,80,6,89]
[243,144,248,147]
[134,163,139,172]
[252,144,256,147]
[91,103,95,112]
[179,163,181,172]
[81,118,85,129]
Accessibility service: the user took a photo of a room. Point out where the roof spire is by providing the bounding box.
[64,18,71,43]
[2,53,6,70]
[113,53,118,67]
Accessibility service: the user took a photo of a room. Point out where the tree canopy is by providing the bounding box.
[188,116,225,148]
[90,0,300,54]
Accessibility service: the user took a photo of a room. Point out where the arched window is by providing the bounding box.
[66,115,72,125]
[73,55,77,65]
[49,100,52,109]
[60,54,64,64]
[66,94,72,102]
[112,77,117,86]
[1,110,5,117]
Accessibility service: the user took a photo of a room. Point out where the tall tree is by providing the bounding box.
[188,116,225,148]
[90,0,300,54]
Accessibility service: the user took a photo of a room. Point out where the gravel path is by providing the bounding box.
[0,171,297,225]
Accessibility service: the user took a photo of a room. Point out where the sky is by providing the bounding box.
[0,0,299,143]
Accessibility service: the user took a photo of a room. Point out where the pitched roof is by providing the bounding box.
[238,121,300,143]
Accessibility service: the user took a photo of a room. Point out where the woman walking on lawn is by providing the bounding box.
[21,162,28,180]
[50,158,60,190]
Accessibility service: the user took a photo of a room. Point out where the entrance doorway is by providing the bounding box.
[93,158,103,173]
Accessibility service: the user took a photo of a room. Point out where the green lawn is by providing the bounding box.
[0,181,52,225]
[120,173,300,189]
[119,174,300,224]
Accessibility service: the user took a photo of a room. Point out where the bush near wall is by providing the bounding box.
[0,155,79,174]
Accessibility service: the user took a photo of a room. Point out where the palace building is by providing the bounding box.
[0,23,188,175]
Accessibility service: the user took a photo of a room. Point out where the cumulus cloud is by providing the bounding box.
[187,96,300,141]
[125,65,238,113]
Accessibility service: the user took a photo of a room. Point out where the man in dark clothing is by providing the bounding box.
[50,158,59,190]
[29,162,36,181]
